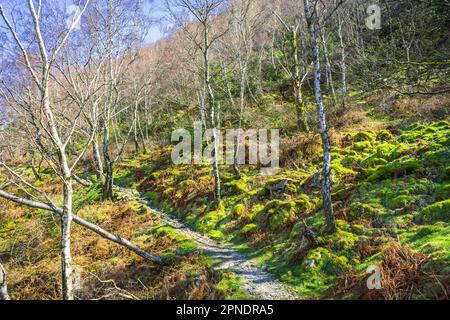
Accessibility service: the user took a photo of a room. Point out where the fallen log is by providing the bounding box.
[0,189,165,265]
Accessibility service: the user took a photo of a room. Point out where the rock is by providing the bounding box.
[265,179,296,198]
[381,91,399,114]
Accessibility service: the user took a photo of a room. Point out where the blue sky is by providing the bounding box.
[144,0,168,44]
[0,0,168,44]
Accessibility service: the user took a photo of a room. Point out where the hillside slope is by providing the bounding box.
[115,108,449,299]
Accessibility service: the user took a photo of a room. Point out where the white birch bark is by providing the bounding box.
[304,0,336,234]
[0,189,165,265]
[0,263,10,300]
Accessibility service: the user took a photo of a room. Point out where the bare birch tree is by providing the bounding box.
[303,0,336,233]
[273,9,310,132]
[0,1,163,300]
[335,0,347,107]
[83,0,148,199]
[166,0,228,202]
[220,0,261,178]
[0,0,94,300]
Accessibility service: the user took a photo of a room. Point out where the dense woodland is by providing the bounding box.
[0,0,449,300]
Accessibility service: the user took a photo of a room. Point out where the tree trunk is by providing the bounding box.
[30,150,41,181]
[102,123,114,200]
[61,179,74,300]
[207,82,221,202]
[337,8,347,107]
[293,29,309,132]
[320,31,337,105]
[204,21,221,202]
[304,0,336,234]
[92,137,104,183]
[0,263,10,300]
[137,112,147,154]
[133,103,140,153]
[103,160,114,200]
[233,62,247,179]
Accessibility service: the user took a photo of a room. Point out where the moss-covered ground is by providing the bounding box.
[0,180,245,299]
[116,119,449,299]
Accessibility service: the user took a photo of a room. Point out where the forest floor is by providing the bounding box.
[112,92,449,299]
[1,90,448,300]
[117,187,297,300]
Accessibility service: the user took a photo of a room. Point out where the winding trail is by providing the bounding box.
[118,188,297,300]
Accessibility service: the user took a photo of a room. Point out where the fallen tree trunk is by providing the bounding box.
[0,190,165,265]
[0,263,10,300]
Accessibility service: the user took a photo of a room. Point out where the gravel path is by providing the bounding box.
[118,188,297,300]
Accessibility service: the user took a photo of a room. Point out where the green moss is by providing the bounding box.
[240,224,258,236]
[331,160,357,181]
[0,218,29,237]
[435,120,450,128]
[349,202,382,220]
[375,143,396,157]
[436,184,450,200]
[176,240,198,255]
[161,251,177,263]
[402,222,449,262]
[270,210,293,230]
[377,129,394,141]
[368,158,424,181]
[223,176,248,194]
[294,194,314,213]
[318,227,360,253]
[208,230,225,241]
[256,199,300,231]
[301,246,352,277]
[232,203,246,217]
[215,271,250,300]
[263,178,301,196]
[360,156,388,168]
[417,200,450,223]
[332,184,354,200]
[387,195,411,210]
[286,183,298,193]
[152,225,188,241]
[353,131,377,143]
[353,141,373,151]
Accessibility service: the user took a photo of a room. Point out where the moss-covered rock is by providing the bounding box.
[232,203,246,218]
[368,158,424,181]
[331,159,358,181]
[223,176,248,195]
[301,246,352,276]
[387,195,411,210]
[353,131,377,143]
[435,184,450,201]
[377,129,394,141]
[416,200,450,223]
[263,178,300,198]
[240,223,258,237]
[353,141,373,151]
[294,194,314,213]
[256,199,297,231]
[360,155,389,168]
[349,202,383,220]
